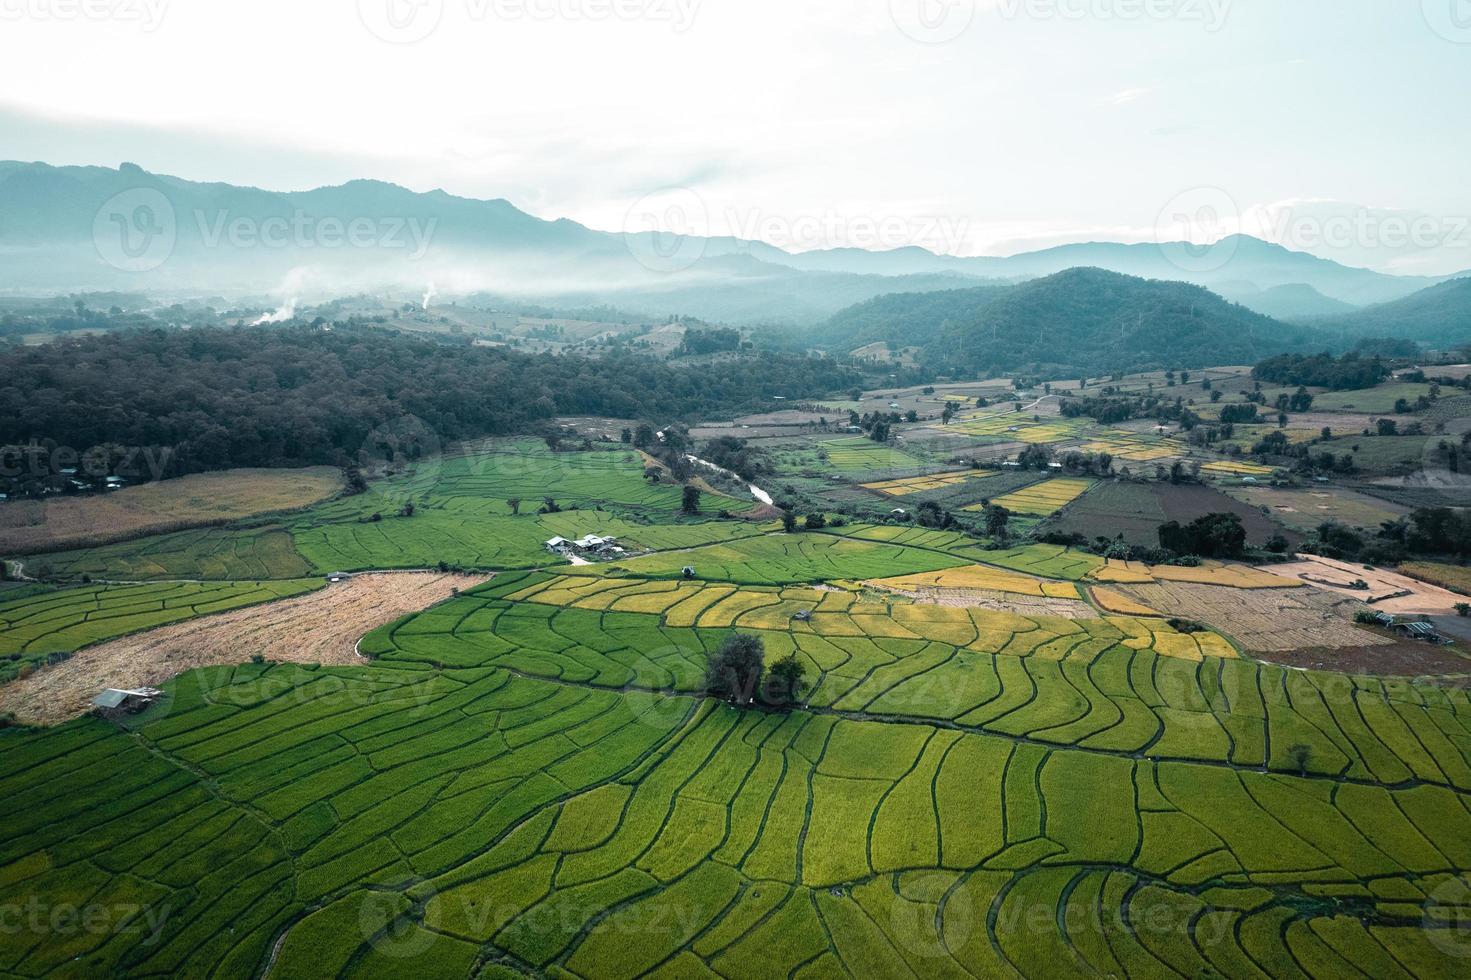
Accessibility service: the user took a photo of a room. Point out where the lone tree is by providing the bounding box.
[705,633,766,705]
[682,485,701,514]
[1287,743,1312,775]
[781,510,798,534]
[507,497,522,516]
[764,653,808,708]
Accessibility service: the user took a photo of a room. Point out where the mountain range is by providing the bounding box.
[0,161,1467,335]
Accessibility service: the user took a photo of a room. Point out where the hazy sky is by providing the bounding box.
[2,0,1469,274]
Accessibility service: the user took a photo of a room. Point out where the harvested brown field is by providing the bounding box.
[0,467,343,554]
[868,585,1094,618]
[1112,579,1388,653]
[0,571,485,726]
[1266,556,1468,615]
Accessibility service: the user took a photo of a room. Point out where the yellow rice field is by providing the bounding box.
[985,477,1094,516]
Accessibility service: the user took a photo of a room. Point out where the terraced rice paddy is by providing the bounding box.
[7,566,1471,978]
[979,477,1094,516]
[0,580,320,682]
[860,470,987,496]
[577,532,971,585]
[1078,436,1182,462]
[946,414,1078,443]
[817,437,929,473]
[33,526,314,582]
[1201,460,1277,477]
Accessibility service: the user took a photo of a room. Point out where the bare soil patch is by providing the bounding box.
[0,571,486,726]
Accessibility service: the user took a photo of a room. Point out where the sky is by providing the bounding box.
[1,0,1469,275]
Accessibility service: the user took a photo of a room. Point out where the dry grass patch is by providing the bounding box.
[1090,587,1161,617]
[1111,580,1386,654]
[0,467,342,554]
[0,571,484,726]
[1089,559,1300,590]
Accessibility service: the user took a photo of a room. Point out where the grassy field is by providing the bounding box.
[1312,382,1435,413]
[815,437,931,474]
[4,565,1469,977]
[288,441,762,572]
[1400,562,1471,597]
[1224,485,1412,533]
[0,467,342,555]
[31,526,316,581]
[0,579,320,682]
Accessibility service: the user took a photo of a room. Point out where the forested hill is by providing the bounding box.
[809,283,1013,352]
[818,268,1329,376]
[1302,275,1471,345]
[0,325,869,476]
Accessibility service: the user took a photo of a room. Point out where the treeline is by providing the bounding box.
[0,324,869,476]
[1252,351,1391,390]
[677,327,744,356]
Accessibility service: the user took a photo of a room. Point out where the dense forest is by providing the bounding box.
[0,324,869,477]
[1252,351,1393,390]
[933,269,1323,376]
[810,269,1337,377]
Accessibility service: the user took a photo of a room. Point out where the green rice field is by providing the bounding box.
[5,565,1469,978]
